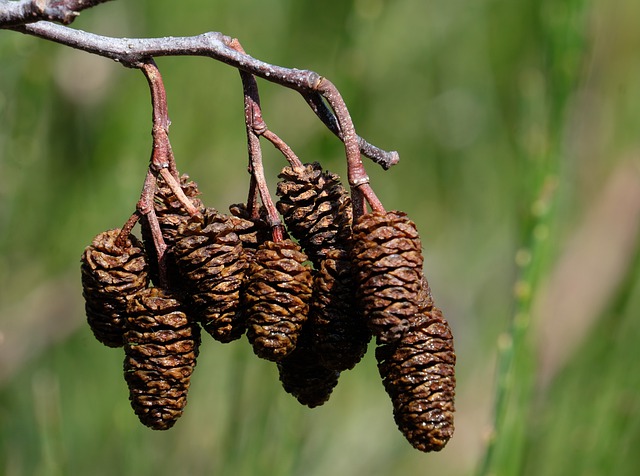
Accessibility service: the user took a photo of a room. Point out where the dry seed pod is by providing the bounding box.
[351,210,424,344]
[228,203,272,254]
[417,274,434,313]
[80,229,149,348]
[376,306,455,452]
[310,249,371,371]
[124,287,200,430]
[141,173,203,287]
[276,162,352,265]
[277,328,340,408]
[244,239,313,361]
[173,208,248,343]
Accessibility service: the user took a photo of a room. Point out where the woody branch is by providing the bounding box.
[0,0,111,26]
[1,15,399,170]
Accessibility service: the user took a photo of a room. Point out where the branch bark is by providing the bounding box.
[4,20,398,169]
[0,0,111,26]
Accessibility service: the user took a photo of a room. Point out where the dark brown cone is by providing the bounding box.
[244,239,313,361]
[141,173,203,288]
[418,274,434,313]
[276,162,352,266]
[123,287,200,430]
[277,327,340,408]
[228,203,272,254]
[81,229,149,348]
[351,211,424,344]
[376,305,456,452]
[173,208,248,343]
[310,249,371,371]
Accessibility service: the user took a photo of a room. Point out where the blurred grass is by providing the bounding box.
[1,0,640,475]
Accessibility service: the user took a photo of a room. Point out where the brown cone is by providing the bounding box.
[310,249,371,371]
[277,327,340,408]
[376,304,455,452]
[228,203,272,254]
[141,173,203,288]
[244,239,312,361]
[123,287,200,430]
[276,162,352,266]
[81,229,149,348]
[173,208,248,343]
[351,210,424,344]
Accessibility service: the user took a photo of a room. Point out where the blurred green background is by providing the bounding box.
[2,0,640,474]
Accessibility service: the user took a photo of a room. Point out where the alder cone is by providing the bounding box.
[81,229,149,348]
[417,274,434,313]
[351,210,424,344]
[276,162,352,265]
[376,306,456,452]
[123,287,200,431]
[141,173,203,287]
[173,208,248,343]
[310,249,371,371]
[228,203,272,254]
[277,328,340,408]
[244,239,312,361]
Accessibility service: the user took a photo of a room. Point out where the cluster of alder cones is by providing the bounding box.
[80,161,456,453]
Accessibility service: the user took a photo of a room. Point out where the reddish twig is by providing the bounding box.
[244,108,285,242]
[115,211,142,249]
[245,175,261,221]
[359,184,385,213]
[313,78,385,216]
[235,61,284,240]
[229,38,286,242]
[140,61,199,216]
[261,130,303,169]
[136,168,167,259]
[158,168,200,216]
[303,92,399,170]
[133,61,202,287]
[228,38,302,169]
[132,169,168,285]
[140,61,177,177]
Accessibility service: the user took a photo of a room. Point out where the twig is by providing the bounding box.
[227,41,302,170]
[140,60,199,216]
[261,129,303,169]
[244,109,285,242]
[128,61,202,287]
[235,54,285,241]
[140,61,176,176]
[158,168,200,216]
[0,0,111,27]
[246,175,260,221]
[303,92,399,169]
[135,169,167,262]
[8,20,398,169]
[313,77,384,215]
[116,210,142,249]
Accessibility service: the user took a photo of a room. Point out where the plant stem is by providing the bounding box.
[302,92,399,170]
[140,61,176,177]
[7,20,398,169]
[235,49,284,242]
[0,0,111,26]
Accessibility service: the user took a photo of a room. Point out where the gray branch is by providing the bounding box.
[4,19,399,168]
[0,0,112,26]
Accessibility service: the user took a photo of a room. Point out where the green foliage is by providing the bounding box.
[2,0,640,475]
